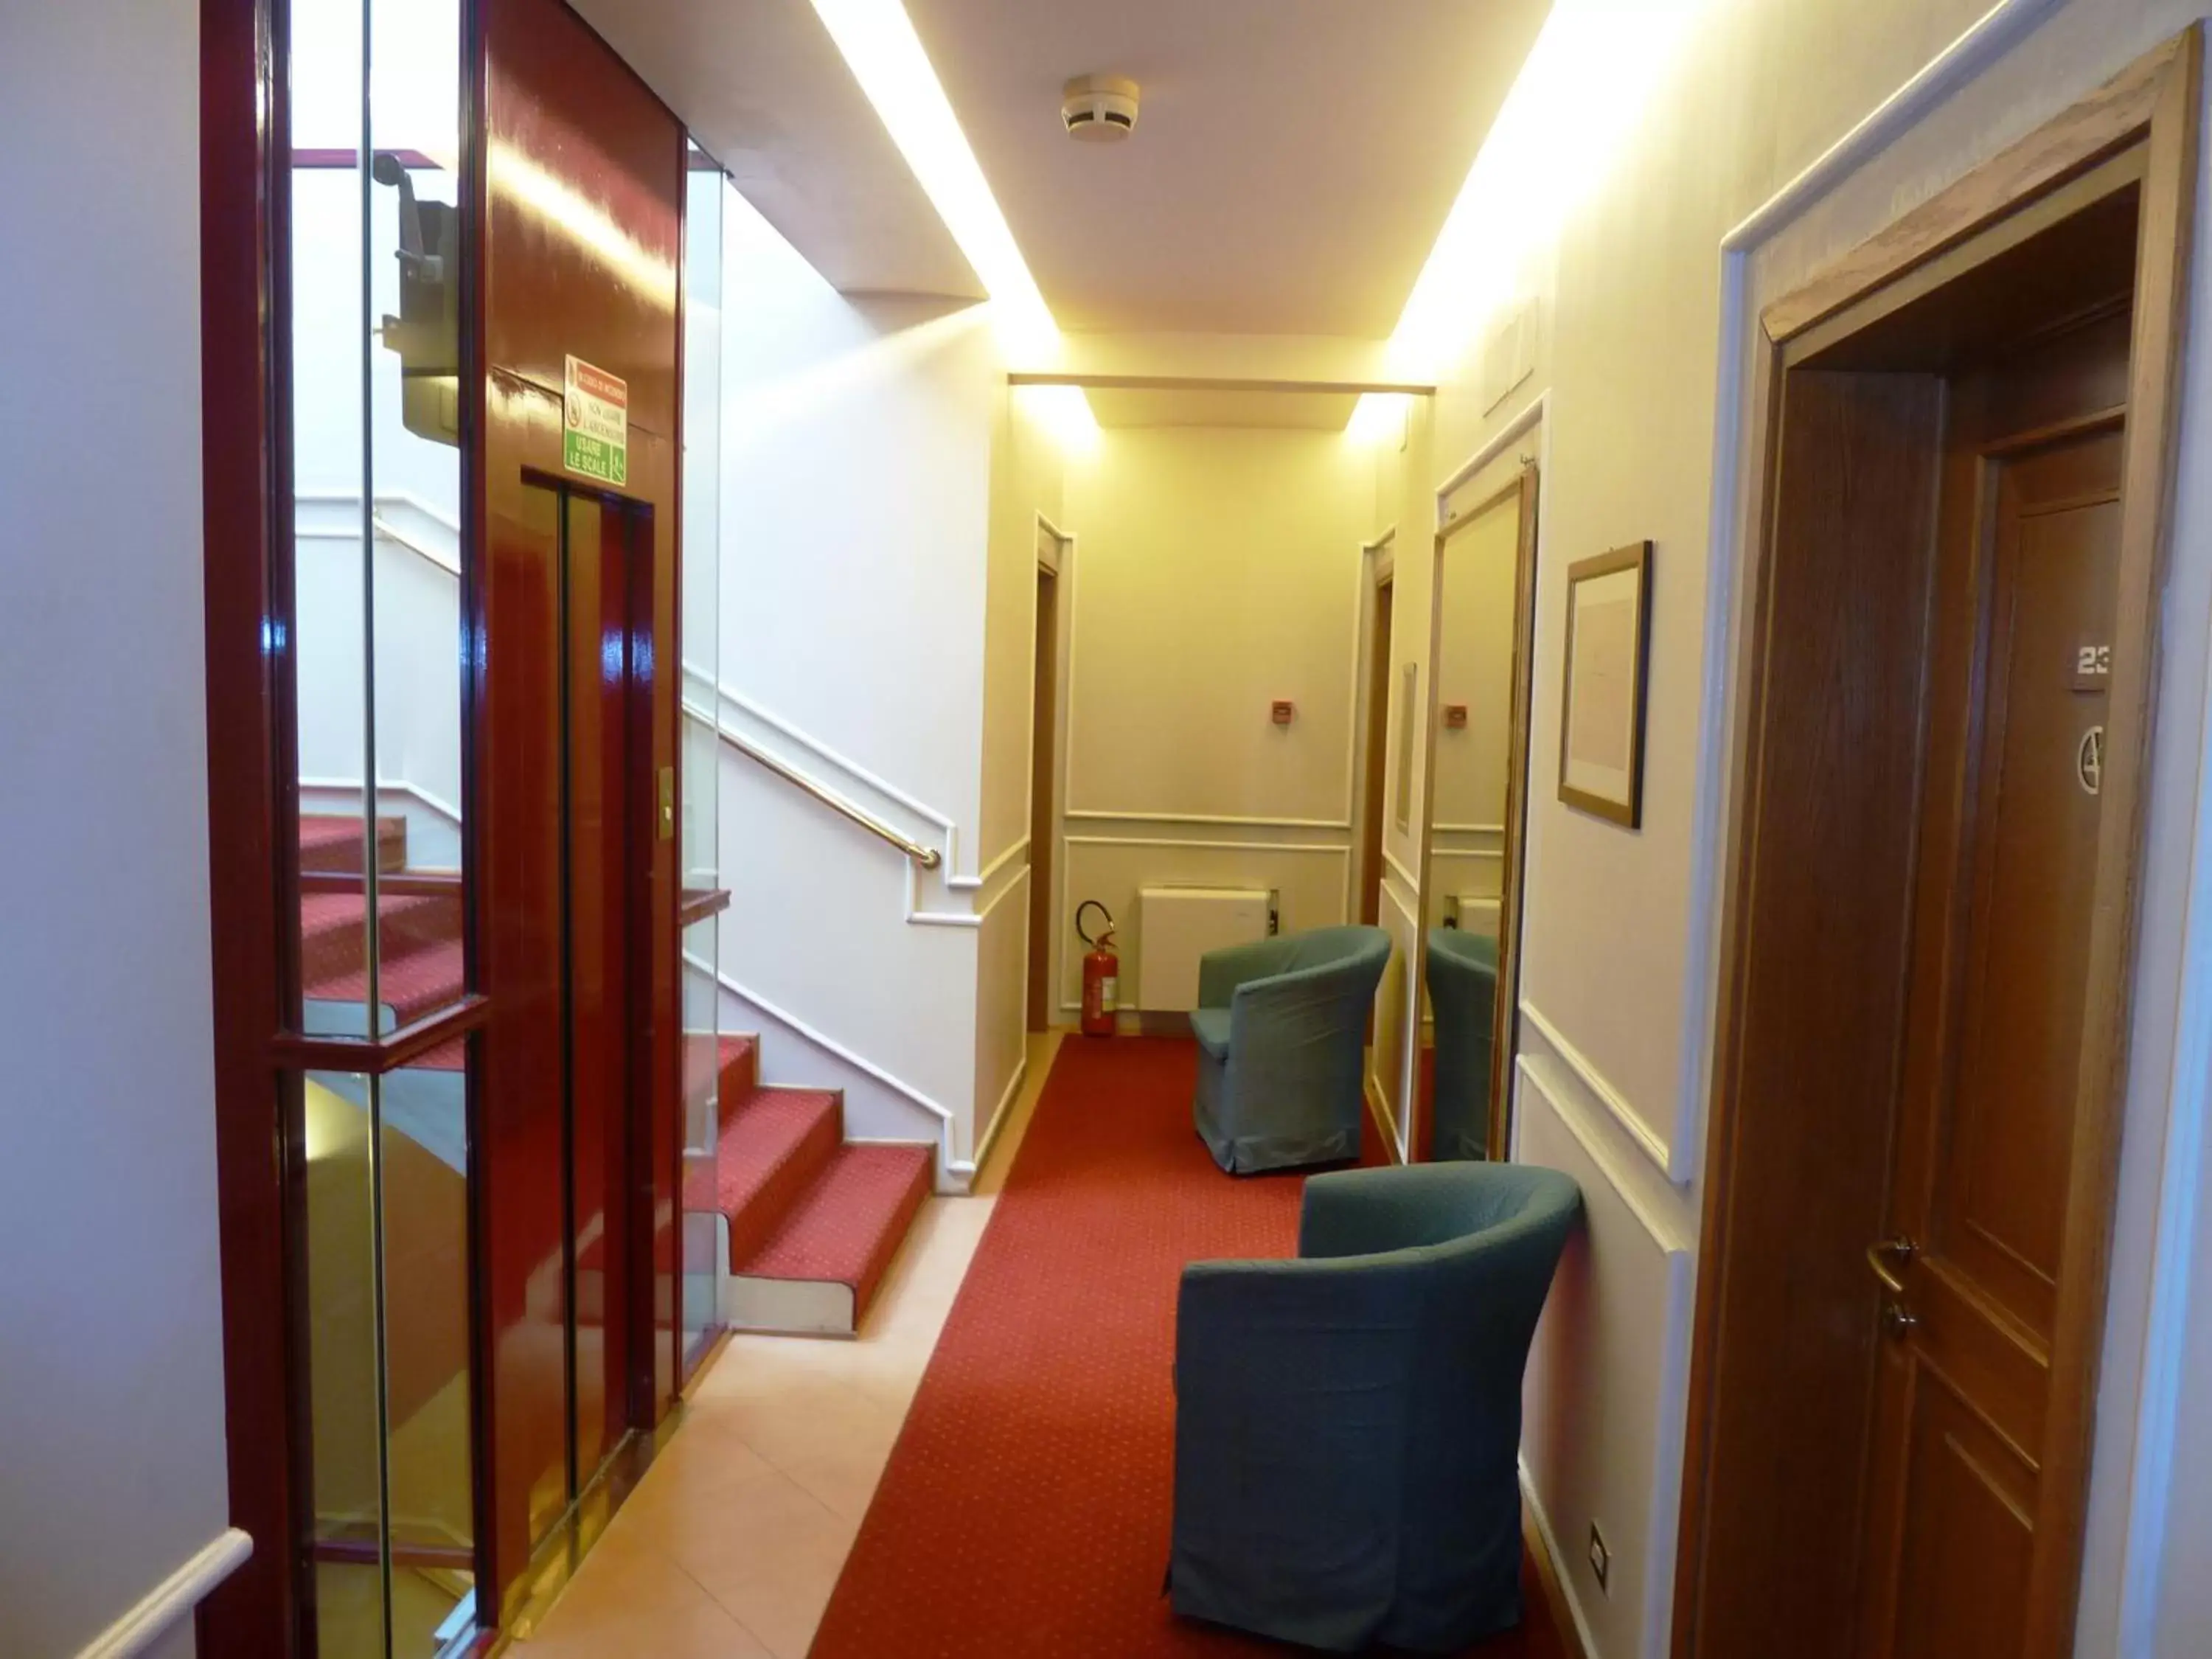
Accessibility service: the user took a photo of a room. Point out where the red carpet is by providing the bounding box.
[811,1037,1562,1659]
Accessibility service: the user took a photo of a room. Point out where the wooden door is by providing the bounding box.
[1026,562,1059,1031]
[1854,320,2129,1659]
[1359,574,1394,928]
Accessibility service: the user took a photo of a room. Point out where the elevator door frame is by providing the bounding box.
[533,468,662,1531]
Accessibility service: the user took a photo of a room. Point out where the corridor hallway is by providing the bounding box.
[522,1034,1568,1658]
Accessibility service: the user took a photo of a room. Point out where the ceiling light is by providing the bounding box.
[808,0,1060,363]
[1349,0,1714,438]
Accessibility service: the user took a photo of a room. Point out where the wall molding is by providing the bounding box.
[1520,1464,1602,1659]
[1382,849,1422,898]
[74,1528,252,1659]
[1519,1000,1686,1185]
[978,858,1031,922]
[691,951,962,1185]
[1054,835,1357,1012]
[1435,391,1548,520]
[1517,1053,1694,1251]
[295,489,462,575]
[1064,809,1353,831]
[1064,834,1353,859]
[970,1054,1029,1180]
[684,660,967,872]
[685,682,990,929]
[298,775,462,825]
[1519,1053,1698,1657]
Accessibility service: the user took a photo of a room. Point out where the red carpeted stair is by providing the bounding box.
[297,816,932,1332]
[299,811,407,874]
[681,1029,933,1336]
[296,816,468,1036]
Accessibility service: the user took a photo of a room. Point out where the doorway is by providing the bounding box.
[479,476,661,1608]
[1676,41,2195,1659]
[1028,522,1067,1031]
[1357,549,1397,928]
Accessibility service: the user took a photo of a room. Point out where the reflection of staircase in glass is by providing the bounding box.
[684,1032,933,1338]
[299,813,467,1046]
[298,814,473,1656]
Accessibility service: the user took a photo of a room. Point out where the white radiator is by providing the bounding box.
[1447,891,1501,940]
[1135,886,1273,1012]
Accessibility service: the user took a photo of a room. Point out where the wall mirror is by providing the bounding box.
[1418,462,1540,1161]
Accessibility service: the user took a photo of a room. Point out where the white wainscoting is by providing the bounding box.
[1517,1055,1695,1659]
[1519,1000,1689,1183]
[1055,827,1353,1013]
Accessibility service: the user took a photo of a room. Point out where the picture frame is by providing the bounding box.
[1558,541,1652,827]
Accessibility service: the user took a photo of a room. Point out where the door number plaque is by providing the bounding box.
[2073,641,2112,692]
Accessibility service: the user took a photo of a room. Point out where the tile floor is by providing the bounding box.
[517,1032,1064,1658]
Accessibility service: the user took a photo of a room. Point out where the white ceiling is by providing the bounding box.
[906,0,1552,335]
[571,0,984,298]
[576,0,1551,341]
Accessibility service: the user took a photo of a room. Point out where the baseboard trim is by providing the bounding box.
[75,1528,252,1659]
[1520,1467,1596,1659]
[969,1057,1028,1183]
[1364,1073,1402,1164]
[1520,1461,1599,1659]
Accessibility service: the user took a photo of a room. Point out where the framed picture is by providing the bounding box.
[1558,541,1652,827]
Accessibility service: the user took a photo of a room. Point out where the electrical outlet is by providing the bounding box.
[1587,1523,1611,1595]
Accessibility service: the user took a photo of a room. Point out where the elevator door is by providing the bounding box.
[563,489,651,1491]
[481,478,654,1593]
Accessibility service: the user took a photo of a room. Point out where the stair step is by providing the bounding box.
[300,813,407,874]
[729,1142,933,1334]
[299,891,454,984]
[305,936,466,1029]
[698,1088,844,1267]
[681,1032,758,1117]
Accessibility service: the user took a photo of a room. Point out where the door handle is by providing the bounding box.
[1865,1235,1918,1296]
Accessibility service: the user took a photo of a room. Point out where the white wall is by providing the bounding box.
[711,185,1008,1171]
[972,389,1064,1144]
[1054,424,1373,1015]
[0,3,231,1654]
[1374,2,2212,1655]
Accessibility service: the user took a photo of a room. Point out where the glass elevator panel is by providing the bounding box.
[679,147,728,1377]
[288,0,473,1652]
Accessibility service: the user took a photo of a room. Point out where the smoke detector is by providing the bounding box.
[1061,74,1139,142]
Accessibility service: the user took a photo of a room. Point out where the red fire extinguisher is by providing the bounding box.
[1077,900,1119,1037]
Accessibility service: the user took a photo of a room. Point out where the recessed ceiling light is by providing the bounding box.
[808,0,1059,361]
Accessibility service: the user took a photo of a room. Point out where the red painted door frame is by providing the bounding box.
[196,0,686,1645]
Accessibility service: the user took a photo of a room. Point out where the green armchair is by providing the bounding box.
[1189,925,1391,1173]
[1425,927,1500,1162]
[1169,1162,1583,1652]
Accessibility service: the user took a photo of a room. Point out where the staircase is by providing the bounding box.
[296,813,933,1338]
[683,1033,934,1337]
